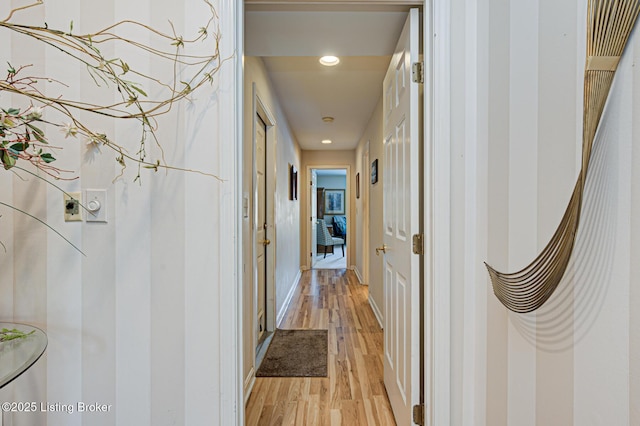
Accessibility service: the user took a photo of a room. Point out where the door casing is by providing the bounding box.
[252,85,277,370]
[306,165,351,270]
[237,3,453,426]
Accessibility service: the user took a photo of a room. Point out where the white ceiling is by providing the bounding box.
[245,7,412,151]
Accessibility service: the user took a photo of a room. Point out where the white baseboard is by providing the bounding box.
[244,368,256,405]
[368,294,383,329]
[351,266,364,284]
[276,269,302,327]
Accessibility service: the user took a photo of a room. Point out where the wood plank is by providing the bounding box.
[245,269,396,426]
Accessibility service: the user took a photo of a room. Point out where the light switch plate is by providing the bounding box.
[85,189,107,222]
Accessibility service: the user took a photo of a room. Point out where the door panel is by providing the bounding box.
[382,8,421,426]
[256,115,267,345]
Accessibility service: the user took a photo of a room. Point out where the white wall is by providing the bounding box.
[0,1,240,425]
[355,97,384,324]
[242,56,301,395]
[447,0,640,424]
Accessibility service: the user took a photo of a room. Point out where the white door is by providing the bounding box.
[310,169,318,267]
[382,8,421,425]
[256,114,268,346]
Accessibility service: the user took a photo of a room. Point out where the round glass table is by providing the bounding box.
[0,323,47,389]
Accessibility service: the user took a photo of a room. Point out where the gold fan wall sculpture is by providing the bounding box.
[485,0,640,313]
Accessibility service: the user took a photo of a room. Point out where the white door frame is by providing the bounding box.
[310,169,318,268]
[425,1,452,425]
[306,165,351,269]
[252,86,278,349]
[233,2,452,426]
[362,141,371,284]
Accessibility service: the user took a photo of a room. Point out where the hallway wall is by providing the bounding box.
[0,1,239,425]
[355,97,384,324]
[242,56,302,395]
[448,0,640,424]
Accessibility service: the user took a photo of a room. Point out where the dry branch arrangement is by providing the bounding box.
[1,0,222,183]
[485,0,640,313]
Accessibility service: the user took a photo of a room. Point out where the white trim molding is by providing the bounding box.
[352,265,365,284]
[276,269,303,327]
[368,294,384,329]
[426,0,452,425]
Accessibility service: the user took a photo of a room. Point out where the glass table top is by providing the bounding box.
[0,323,47,389]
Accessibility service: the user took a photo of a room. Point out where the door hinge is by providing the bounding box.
[412,62,424,84]
[413,404,425,425]
[412,234,424,255]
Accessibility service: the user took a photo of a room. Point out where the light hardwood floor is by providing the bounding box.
[245,269,397,426]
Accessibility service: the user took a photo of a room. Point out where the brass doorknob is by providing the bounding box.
[375,244,388,256]
[261,239,271,246]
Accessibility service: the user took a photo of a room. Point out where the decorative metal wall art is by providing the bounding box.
[485,0,640,313]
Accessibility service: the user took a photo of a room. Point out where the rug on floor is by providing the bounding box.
[255,328,328,377]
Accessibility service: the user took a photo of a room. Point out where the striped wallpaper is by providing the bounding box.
[451,0,640,424]
[0,1,239,425]
[2,0,639,425]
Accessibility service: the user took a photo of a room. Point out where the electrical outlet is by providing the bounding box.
[63,192,82,222]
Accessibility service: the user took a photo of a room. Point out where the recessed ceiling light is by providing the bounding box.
[321,139,333,144]
[319,56,340,66]
[322,116,334,123]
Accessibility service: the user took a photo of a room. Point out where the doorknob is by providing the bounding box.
[260,239,271,246]
[375,244,388,256]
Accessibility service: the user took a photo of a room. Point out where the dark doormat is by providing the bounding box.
[256,329,328,377]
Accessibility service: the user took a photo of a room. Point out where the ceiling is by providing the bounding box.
[245,6,412,151]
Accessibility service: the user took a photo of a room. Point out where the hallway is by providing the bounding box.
[245,269,396,425]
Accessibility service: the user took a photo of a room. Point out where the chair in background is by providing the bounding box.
[331,215,347,240]
[316,218,345,258]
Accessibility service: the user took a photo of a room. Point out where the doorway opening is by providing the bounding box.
[241,3,439,425]
[313,168,348,270]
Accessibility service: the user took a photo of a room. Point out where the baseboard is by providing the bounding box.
[351,266,364,284]
[244,368,256,405]
[276,269,302,327]
[369,294,384,329]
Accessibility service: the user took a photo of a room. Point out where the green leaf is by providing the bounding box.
[171,37,184,47]
[1,150,16,170]
[130,84,147,97]
[120,60,130,74]
[181,81,192,94]
[6,108,20,116]
[10,142,28,152]
[6,62,15,75]
[40,153,55,163]
[27,124,46,143]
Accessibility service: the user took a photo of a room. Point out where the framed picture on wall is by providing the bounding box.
[371,159,378,184]
[289,164,298,200]
[324,189,345,215]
